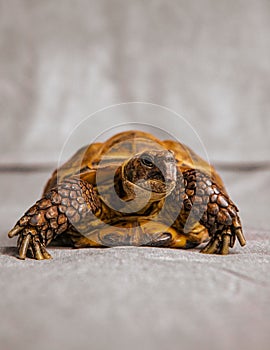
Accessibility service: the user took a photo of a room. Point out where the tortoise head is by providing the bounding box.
[117,150,177,202]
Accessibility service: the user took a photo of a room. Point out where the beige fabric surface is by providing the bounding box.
[0,238,269,350]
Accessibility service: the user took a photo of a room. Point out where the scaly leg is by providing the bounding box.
[172,169,246,255]
[8,178,101,260]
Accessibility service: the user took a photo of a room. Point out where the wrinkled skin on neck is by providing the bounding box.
[114,150,177,203]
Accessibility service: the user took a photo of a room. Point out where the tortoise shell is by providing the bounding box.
[8,130,246,259]
[44,130,226,195]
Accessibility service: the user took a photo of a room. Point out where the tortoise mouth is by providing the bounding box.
[136,179,176,195]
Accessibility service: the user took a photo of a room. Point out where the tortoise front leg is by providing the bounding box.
[8,178,101,260]
[181,169,246,255]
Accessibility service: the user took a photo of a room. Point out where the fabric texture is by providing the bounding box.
[0,240,269,350]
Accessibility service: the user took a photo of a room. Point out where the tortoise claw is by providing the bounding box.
[8,225,23,238]
[18,234,31,260]
[40,245,52,259]
[200,236,221,254]
[15,228,52,260]
[232,217,246,246]
[200,232,231,255]
[220,234,231,255]
[32,236,46,260]
[200,222,244,255]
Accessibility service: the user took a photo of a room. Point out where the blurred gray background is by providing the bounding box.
[1,0,270,164]
[0,1,269,350]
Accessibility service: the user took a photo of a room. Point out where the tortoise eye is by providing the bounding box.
[141,156,154,168]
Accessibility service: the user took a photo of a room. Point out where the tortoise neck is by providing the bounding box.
[114,165,134,201]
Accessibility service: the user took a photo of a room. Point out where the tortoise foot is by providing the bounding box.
[9,226,52,260]
[8,178,101,260]
[200,216,246,255]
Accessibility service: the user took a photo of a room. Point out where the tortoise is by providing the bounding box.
[8,130,246,259]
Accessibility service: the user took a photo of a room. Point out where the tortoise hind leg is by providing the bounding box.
[143,229,203,249]
[139,223,202,249]
[68,231,105,248]
[168,226,209,249]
